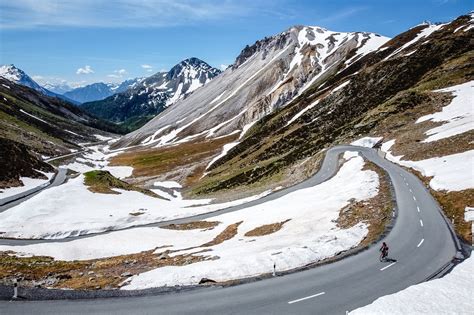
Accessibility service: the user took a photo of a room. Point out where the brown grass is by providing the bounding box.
[109,134,239,181]
[410,168,473,243]
[244,219,291,237]
[433,189,473,244]
[337,161,393,246]
[201,221,242,247]
[162,221,220,231]
[0,247,213,290]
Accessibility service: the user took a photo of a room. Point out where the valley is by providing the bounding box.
[0,7,472,315]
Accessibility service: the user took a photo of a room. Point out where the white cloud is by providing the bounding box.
[141,64,154,72]
[76,65,94,75]
[107,68,127,78]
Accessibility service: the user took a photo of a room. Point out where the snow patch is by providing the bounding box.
[416,81,474,142]
[351,256,474,315]
[351,137,383,148]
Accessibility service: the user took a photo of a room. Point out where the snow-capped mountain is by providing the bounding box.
[0,64,58,98]
[42,82,74,94]
[63,78,142,104]
[81,57,221,131]
[0,64,80,104]
[120,26,389,146]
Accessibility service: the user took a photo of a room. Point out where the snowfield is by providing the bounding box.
[0,155,380,290]
[0,174,273,239]
[382,140,473,192]
[124,155,379,289]
[417,81,473,143]
[64,145,133,179]
[0,172,54,199]
[351,256,474,315]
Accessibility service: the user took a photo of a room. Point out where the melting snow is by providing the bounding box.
[19,109,49,124]
[287,99,320,126]
[384,23,445,60]
[382,140,474,192]
[351,256,474,315]
[351,137,383,148]
[0,172,54,199]
[0,156,379,291]
[416,81,474,143]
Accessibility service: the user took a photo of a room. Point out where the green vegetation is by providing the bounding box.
[83,170,159,198]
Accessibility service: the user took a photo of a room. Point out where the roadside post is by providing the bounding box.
[12,278,18,299]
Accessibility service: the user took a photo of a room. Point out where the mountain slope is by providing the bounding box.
[63,79,142,104]
[118,27,389,147]
[195,17,473,190]
[0,77,122,188]
[81,58,221,131]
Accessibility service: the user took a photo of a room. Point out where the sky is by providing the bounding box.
[0,0,471,88]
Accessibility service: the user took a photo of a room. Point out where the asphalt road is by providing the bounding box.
[0,168,67,212]
[0,146,460,314]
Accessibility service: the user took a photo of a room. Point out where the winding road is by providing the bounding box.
[0,146,461,314]
[0,168,67,211]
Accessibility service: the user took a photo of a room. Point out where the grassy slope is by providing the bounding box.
[83,170,159,198]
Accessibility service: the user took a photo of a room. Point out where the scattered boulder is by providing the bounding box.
[199,278,217,284]
[121,272,133,277]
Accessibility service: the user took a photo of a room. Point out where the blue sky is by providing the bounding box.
[0,0,471,87]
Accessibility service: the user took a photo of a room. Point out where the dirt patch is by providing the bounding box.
[83,170,159,198]
[162,221,220,231]
[337,161,393,246]
[201,221,242,247]
[244,219,291,237]
[0,247,213,290]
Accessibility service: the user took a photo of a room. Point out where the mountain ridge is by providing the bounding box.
[81,57,221,131]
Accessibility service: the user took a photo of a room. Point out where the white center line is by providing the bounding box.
[409,188,413,193]
[405,182,409,186]
[417,238,424,247]
[288,292,325,304]
[413,196,416,201]
[420,219,424,227]
[417,206,420,213]
[380,262,397,271]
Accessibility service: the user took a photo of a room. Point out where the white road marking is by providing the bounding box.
[417,239,424,247]
[288,292,325,304]
[380,262,397,271]
[420,219,424,227]
[406,182,409,186]
[409,188,413,193]
[417,206,420,213]
[413,196,416,201]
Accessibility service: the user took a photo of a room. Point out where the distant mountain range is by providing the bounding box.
[0,64,77,104]
[0,76,121,188]
[61,79,142,104]
[81,57,221,131]
[0,64,144,105]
